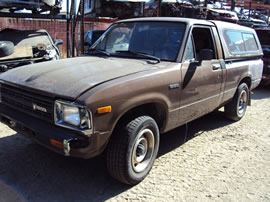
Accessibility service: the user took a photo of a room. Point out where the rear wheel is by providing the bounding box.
[225,83,249,121]
[106,116,160,185]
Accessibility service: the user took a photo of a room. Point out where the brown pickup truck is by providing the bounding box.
[0,17,263,185]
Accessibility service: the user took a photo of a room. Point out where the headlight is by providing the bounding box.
[62,105,80,126]
[54,100,92,131]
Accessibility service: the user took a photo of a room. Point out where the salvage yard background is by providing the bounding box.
[0,18,111,58]
[0,85,269,201]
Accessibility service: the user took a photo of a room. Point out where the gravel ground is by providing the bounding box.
[0,86,269,202]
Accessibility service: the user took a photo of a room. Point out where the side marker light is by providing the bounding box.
[50,139,64,149]
[97,106,112,114]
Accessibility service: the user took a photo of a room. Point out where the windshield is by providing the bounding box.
[93,21,186,61]
[0,29,54,49]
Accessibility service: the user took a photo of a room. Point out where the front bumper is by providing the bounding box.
[0,104,110,159]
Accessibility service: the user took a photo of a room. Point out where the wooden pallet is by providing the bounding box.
[0,46,33,61]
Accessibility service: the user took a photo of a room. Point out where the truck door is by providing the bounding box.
[177,26,224,125]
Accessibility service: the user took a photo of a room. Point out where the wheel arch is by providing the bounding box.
[111,102,168,137]
[239,76,251,105]
[239,76,251,89]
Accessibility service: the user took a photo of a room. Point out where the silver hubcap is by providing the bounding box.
[238,90,247,115]
[132,128,155,173]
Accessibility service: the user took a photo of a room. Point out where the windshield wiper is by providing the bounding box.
[116,50,161,63]
[87,48,110,56]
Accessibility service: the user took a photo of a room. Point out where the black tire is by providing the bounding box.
[0,41,14,57]
[106,116,160,185]
[225,83,249,121]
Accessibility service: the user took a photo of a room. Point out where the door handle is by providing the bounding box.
[212,64,220,70]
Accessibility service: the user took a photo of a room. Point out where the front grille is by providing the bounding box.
[1,83,54,123]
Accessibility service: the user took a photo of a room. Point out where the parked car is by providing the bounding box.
[0,29,62,72]
[250,18,268,28]
[256,27,270,85]
[0,0,62,15]
[238,15,268,28]
[207,8,239,23]
[0,18,263,185]
[238,15,254,27]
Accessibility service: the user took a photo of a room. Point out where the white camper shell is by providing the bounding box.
[213,21,263,60]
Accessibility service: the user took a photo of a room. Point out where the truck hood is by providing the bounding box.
[0,56,156,100]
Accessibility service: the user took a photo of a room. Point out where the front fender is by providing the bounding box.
[77,65,182,136]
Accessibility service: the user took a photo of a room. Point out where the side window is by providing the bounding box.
[184,37,195,62]
[192,27,217,61]
[242,33,258,51]
[224,30,245,53]
[224,30,259,54]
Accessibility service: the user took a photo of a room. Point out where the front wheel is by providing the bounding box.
[225,83,249,121]
[106,116,160,185]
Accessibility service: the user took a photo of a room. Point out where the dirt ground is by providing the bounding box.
[0,86,269,202]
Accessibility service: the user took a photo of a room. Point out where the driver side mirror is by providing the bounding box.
[0,41,14,57]
[54,39,63,47]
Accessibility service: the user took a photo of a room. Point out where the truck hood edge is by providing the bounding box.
[0,57,156,100]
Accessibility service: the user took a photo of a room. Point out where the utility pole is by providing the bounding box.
[248,0,252,19]
[66,0,70,58]
[231,0,235,11]
[204,0,208,8]
[157,0,161,17]
[80,0,84,55]
[71,0,75,57]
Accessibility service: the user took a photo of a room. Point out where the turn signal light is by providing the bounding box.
[97,106,112,114]
[50,139,64,149]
